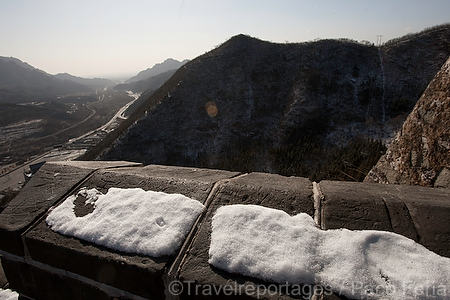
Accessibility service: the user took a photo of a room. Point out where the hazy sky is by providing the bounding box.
[1,0,449,78]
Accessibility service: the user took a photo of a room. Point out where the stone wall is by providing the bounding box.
[0,161,449,300]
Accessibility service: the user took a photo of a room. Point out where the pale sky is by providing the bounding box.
[1,0,449,78]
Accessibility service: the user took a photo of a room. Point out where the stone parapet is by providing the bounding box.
[0,161,142,257]
[0,161,449,299]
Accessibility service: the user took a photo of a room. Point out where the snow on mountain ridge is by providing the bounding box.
[86,26,450,181]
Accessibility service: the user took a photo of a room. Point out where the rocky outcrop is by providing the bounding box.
[365,56,450,188]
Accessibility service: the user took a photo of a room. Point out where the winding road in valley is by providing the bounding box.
[0,91,141,194]
[69,91,140,143]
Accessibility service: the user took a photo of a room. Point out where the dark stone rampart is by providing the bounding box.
[0,161,449,299]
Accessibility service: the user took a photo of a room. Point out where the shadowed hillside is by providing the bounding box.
[124,58,189,84]
[114,69,177,93]
[81,24,450,181]
[0,57,93,103]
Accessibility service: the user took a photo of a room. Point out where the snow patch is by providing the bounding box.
[47,187,204,257]
[209,204,450,300]
[0,289,19,300]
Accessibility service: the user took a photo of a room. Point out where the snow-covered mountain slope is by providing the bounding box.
[85,25,450,181]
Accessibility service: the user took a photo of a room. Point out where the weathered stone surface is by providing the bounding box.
[320,181,450,257]
[48,160,143,170]
[1,257,113,300]
[2,161,450,300]
[320,181,394,231]
[0,161,141,256]
[435,167,450,188]
[171,172,315,299]
[24,164,240,299]
[365,56,450,187]
[363,183,450,257]
[207,172,314,215]
[0,260,7,288]
[388,184,450,257]
[85,164,241,202]
[374,188,418,242]
[25,221,167,299]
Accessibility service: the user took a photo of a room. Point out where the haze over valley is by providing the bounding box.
[0,57,188,203]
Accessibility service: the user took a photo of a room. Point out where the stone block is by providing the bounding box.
[320,181,419,243]
[48,160,143,170]
[1,257,113,300]
[0,161,141,256]
[25,221,166,299]
[320,181,450,257]
[319,181,393,231]
[24,164,240,299]
[0,161,141,257]
[387,184,450,257]
[169,172,315,299]
[373,188,418,242]
[84,164,241,202]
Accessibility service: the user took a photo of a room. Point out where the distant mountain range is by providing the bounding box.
[0,56,94,103]
[0,55,190,164]
[124,58,189,84]
[54,73,115,90]
[0,56,38,71]
[0,56,186,104]
[114,69,177,93]
[83,24,450,182]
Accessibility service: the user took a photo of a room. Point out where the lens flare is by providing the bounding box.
[205,101,218,117]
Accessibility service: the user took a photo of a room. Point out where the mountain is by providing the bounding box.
[0,56,39,71]
[113,69,179,116]
[124,58,188,84]
[82,24,450,182]
[114,69,177,93]
[0,56,93,103]
[54,73,114,90]
[365,55,450,188]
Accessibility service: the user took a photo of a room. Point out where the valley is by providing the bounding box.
[0,89,135,166]
[0,56,185,167]
[0,56,187,205]
[0,88,142,207]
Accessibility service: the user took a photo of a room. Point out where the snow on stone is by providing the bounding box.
[209,204,450,300]
[0,289,19,300]
[46,187,204,257]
